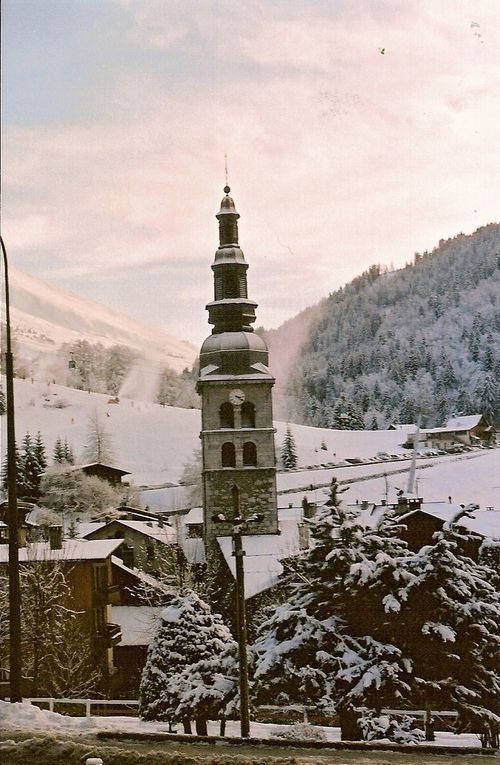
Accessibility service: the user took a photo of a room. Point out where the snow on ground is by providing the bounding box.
[0,701,482,748]
[277,451,499,511]
[5,378,201,487]
[4,379,498,512]
[341,450,499,509]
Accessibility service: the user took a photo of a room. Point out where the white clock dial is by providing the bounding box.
[229,389,246,405]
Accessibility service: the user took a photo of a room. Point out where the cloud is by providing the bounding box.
[2,0,500,344]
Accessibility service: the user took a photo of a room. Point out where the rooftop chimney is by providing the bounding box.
[48,525,63,550]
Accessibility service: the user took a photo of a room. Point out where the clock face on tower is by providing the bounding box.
[229,388,245,405]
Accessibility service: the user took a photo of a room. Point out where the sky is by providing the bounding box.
[2,0,500,346]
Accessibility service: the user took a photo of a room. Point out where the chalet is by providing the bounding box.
[398,502,500,557]
[82,518,179,578]
[405,414,496,450]
[69,463,131,487]
[0,535,124,697]
[348,497,499,558]
[110,556,175,696]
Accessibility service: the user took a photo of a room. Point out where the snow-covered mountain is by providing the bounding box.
[7,266,197,381]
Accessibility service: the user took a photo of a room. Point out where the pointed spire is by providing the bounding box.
[216,186,240,246]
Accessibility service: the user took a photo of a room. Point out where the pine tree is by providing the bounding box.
[174,642,238,735]
[53,438,65,464]
[34,431,47,474]
[1,441,27,497]
[476,373,498,422]
[399,509,500,747]
[63,439,75,465]
[254,490,415,741]
[331,395,350,429]
[370,415,379,430]
[139,590,235,734]
[0,386,5,416]
[346,401,365,430]
[21,432,41,499]
[281,424,298,469]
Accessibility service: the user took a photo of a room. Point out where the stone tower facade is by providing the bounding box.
[197,187,278,545]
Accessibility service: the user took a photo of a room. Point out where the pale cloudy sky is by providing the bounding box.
[2,0,499,345]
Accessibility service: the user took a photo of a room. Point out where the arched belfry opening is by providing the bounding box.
[220,402,234,428]
[241,402,255,428]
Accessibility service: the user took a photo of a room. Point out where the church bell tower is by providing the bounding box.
[197,187,278,545]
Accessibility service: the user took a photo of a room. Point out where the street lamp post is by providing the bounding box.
[1,236,22,702]
[213,485,263,738]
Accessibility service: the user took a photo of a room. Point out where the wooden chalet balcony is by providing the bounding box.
[105,622,122,647]
[93,584,121,607]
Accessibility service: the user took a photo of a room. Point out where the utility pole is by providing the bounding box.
[212,485,263,738]
[231,485,250,738]
[1,236,22,702]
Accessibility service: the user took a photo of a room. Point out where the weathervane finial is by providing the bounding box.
[224,154,230,194]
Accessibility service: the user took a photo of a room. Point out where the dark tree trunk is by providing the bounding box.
[219,716,226,736]
[182,719,192,734]
[196,717,208,736]
[339,708,362,740]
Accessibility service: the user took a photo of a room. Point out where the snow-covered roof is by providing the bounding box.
[404,503,500,539]
[217,517,302,599]
[184,506,203,525]
[0,539,123,562]
[112,605,162,646]
[111,555,175,592]
[73,521,106,538]
[445,414,484,429]
[84,519,176,544]
[70,463,131,475]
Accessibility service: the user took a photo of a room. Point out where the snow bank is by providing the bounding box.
[0,701,482,748]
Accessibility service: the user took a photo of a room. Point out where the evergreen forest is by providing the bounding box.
[288,224,500,429]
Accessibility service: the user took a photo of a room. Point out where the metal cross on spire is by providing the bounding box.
[224,153,229,190]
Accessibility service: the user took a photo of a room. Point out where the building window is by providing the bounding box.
[243,442,257,466]
[241,401,255,428]
[221,442,236,467]
[220,402,234,428]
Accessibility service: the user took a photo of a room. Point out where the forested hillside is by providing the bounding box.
[289,224,500,429]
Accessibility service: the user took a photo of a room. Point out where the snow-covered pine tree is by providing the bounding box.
[399,508,500,747]
[0,386,5,415]
[174,641,238,736]
[281,424,298,469]
[254,484,416,741]
[1,440,27,497]
[34,431,47,474]
[139,590,235,734]
[253,594,343,709]
[63,439,75,465]
[21,431,42,499]
[53,437,65,464]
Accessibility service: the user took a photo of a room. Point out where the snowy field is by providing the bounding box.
[0,700,483,749]
[4,378,499,511]
[279,451,500,509]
